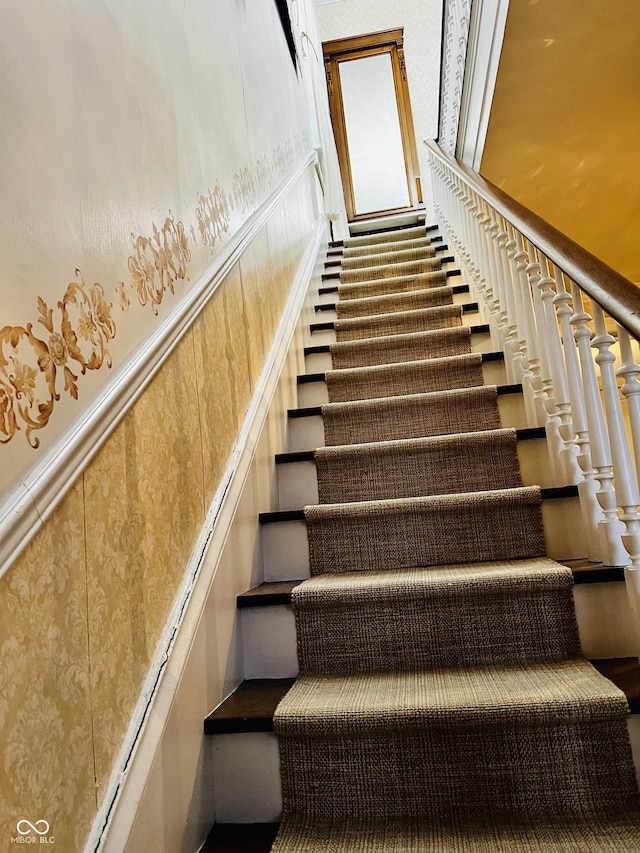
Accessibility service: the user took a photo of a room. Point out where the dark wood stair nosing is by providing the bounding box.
[303,325,490,356]
[309,305,478,332]
[202,821,280,852]
[299,350,503,379]
[204,660,640,738]
[204,678,295,734]
[313,283,471,312]
[289,382,522,415]
[236,564,627,612]
[275,428,547,463]
[258,485,580,525]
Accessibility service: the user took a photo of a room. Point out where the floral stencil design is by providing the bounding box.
[0,273,116,447]
[0,132,312,447]
[196,185,231,252]
[128,215,191,315]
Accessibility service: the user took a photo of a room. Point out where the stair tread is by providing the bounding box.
[236,561,624,610]
[289,381,521,417]
[276,428,547,461]
[204,678,295,733]
[258,486,579,523]
[275,660,628,735]
[203,659,640,736]
[299,350,505,381]
[309,303,479,331]
[303,322,487,354]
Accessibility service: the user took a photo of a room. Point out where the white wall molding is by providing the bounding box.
[85,213,327,853]
[0,150,319,581]
[457,0,509,169]
[437,0,473,155]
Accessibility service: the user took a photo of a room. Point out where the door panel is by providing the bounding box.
[323,29,422,222]
[339,52,410,215]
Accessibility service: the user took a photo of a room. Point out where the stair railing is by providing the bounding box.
[426,139,640,652]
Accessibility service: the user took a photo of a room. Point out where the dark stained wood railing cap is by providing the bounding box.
[424,140,640,340]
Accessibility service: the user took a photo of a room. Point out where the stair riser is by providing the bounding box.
[296,358,507,408]
[277,437,553,510]
[262,496,586,582]
[210,713,640,823]
[277,718,634,822]
[241,582,638,680]
[288,393,529,453]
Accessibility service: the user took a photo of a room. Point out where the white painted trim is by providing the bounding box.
[456,0,509,170]
[0,151,319,581]
[85,215,327,853]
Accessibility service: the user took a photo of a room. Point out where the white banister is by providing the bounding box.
[427,138,640,657]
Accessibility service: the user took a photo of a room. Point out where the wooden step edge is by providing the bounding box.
[201,822,280,852]
[347,220,428,239]
[204,678,295,734]
[237,563,626,612]
[318,285,339,295]
[275,429,548,463]
[313,283,471,312]
[289,382,522,414]
[237,580,302,608]
[303,322,488,353]
[204,661,640,742]
[274,450,315,463]
[258,486,579,524]
[309,305,478,333]
[321,256,454,282]
[297,372,325,384]
[300,350,504,376]
[325,245,449,267]
[446,269,462,277]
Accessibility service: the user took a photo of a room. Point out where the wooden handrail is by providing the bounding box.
[425,139,640,340]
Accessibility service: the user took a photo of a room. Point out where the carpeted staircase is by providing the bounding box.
[270,223,640,851]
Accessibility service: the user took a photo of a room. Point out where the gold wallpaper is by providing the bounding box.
[0,133,310,453]
[0,177,317,849]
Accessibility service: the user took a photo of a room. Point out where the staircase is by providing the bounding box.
[204,220,640,850]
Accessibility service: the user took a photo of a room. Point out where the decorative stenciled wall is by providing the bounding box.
[0,0,322,849]
[0,0,312,501]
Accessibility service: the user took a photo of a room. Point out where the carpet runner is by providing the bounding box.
[334,284,454,319]
[334,304,462,342]
[324,353,485,402]
[337,268,449,300]
[330,326,472,369]
[271,222,640,850]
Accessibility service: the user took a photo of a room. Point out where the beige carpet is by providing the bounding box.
[325,353,485,402]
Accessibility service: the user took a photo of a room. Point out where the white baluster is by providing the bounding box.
[535,254,583,485]
[512,233,544,426]
[592,305,640,657]
[553,270,601,560]
[618,326,640,478]
[570,286,628,566]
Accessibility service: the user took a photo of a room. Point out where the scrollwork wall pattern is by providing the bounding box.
[0,131,310,449]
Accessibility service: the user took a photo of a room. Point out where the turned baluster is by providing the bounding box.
[535,253,584,485]
[570,286,628,566]
[511,232,544,426]
[592,304,640,655]
[553,270,601,559]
